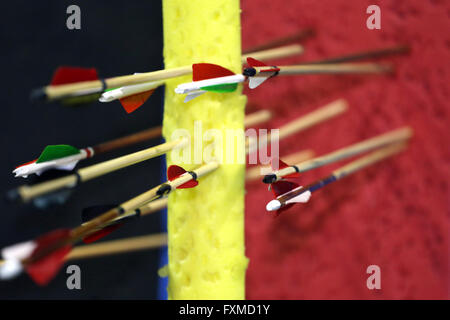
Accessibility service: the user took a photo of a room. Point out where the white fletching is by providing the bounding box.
[13,149,90,178]
[285,190,312,204]
[0,259,23,280]
[249,76,269,89]
[175,74,245,94]
[2,240,36,260]
[54,162,78,171]
[99,80,163,102]
[184,90,206,102]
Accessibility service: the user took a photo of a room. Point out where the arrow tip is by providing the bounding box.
[4,188,20,204]
[266,200,281,211]
[0,259,23,280]
[30,88,47,102]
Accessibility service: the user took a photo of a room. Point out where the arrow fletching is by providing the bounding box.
[81,204,140,243]
[167,165,198,189]
[119,89,156,113]
[184,90,207,102]
[246,57,280,89]
[50,66,99,86]
[36,145,81,163]
[271,157,301,178]
[13,145,89,178]
[270,181,311,214]
[15,159,37,170]
[82,224,123,244]
[200,83,238,93]
[271,180,299,198]
[269,180,298,214]
[24,229,72,286]
[247,57,270,68]
[192,63,238,93]
[193,63,235,81]
[285,191,311,204]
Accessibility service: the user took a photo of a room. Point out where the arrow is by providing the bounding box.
[13,109,271,179]
[245,44,410,89]
[79,148,314,243]
[175,63,247,102]
[8,138,188,204]
[177,43,408,102]
[98,44,304,110]
[244,61,392,85]
[0,228,73,285]
[263,126,413,184]
[71,100,339,242]
[12,125,163,178]
[0,162,218,285]
[176,58,392,101]
[174,58,282,101]
[0,98,345,282]
[0,233,167,268]
[32,43,304,107]
[79,148,315,242]
[266,142,409,214]
[0,233,168,281]
[13,145,93,178]
[246,99,348,155]
[246,149,315,182]
[10,100,344,207]
[8,110,272,205]
[267,180,312,214]
[99,80,164,113]
[79,164,201,243]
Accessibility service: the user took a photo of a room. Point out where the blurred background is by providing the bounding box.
[1,0,449,299]
[0,1,165,299]
[242,0,449,299]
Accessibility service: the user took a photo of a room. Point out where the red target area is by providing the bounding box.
[242,0,449,299]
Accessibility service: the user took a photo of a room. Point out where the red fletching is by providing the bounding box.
[82,224,123,244]
[246,57,280,73]
[271,157,289,170]
[271,180,299,198]
[177,180,199,189]
[25,229,72,286]
[119,89,155,113]
[50,66,99,86]
[246,57,269,67]
[192,63,235,81]
[167,165,187,181]
[271,158,300,178]
[26,246,72,286]
[15,159,37,169]
[167,165,199,189]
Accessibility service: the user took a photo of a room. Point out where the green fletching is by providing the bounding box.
[103,87,118,92]
[200,83,238,93]
[37,145,81,163]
